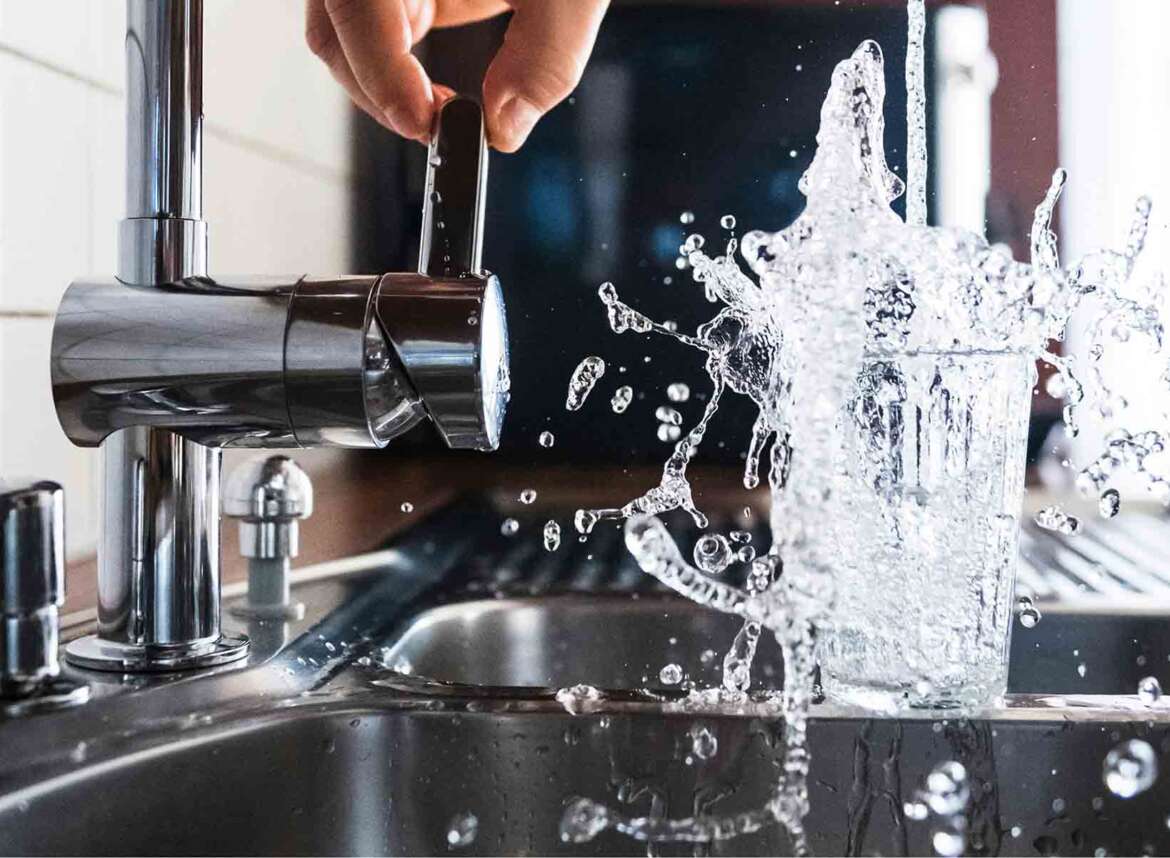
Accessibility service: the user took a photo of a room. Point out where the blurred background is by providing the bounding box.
[0,0,1164,561]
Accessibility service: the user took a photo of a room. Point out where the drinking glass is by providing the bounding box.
[814,349,1034,710]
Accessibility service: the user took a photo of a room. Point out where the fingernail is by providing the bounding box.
[496,95,541,149]
[384,103,431,143]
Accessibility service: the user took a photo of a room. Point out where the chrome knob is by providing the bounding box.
[0,480,88,711]
[224,456,311,620]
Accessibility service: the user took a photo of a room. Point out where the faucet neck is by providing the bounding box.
[65,0,249,673]
[121,0,206,284]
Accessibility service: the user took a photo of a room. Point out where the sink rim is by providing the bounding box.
[372,592,1170,723]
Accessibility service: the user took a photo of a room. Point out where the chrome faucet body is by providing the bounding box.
[53,0,509,673]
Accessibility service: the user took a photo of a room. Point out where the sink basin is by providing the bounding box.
[380,594,784,691]
[383,592,1170,697]
[2,500,1170,856]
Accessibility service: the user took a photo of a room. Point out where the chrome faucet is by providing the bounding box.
[50,0,509,672]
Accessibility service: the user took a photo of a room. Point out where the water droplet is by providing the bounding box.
[611,385,633,414]
[679,210,695,225]
[500,518,519,536]
[1018,596,1042,628]
[566,356,606,411]
[699,648,717,664]
[1103,738,1158,798]
[1077,662,1087,678]
[932,829,965,858]
[555,684,602,715]
[1035,505,1082,535]
[446,812,478,848]
[1138,676,1162,705]
[693,534,733,574]
[1010,826,1022,838]
[924,761,970,816]
[543,519,562,552]
[659,663,684,685]
[1099,488,1121,518]
[657,423,682,442]
[467,314,478,326]
[574,509,599,535]
[690,725,718,760]
[903,800,929,821]
[720,214,737,230]
[667,382,691,403]
[428,153,443,168]
[560,797,610,843]
[400,502,414,513]
[538,430,555,448]
[519,489,537,504]
[70,741,88,763]
[655,406,683,425]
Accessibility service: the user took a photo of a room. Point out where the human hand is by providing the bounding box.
[305,0,609,152]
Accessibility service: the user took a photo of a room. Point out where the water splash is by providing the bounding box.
[563,10,1167,853]
[566,356,606,410]
[555,684,603,716]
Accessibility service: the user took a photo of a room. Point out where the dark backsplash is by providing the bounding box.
[354,4,929,466]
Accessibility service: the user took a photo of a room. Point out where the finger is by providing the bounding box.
[305,0,387,125]
[432,0,510,28]
[432,82,458,108]
[324,0,435,142]
[482,0,608,152]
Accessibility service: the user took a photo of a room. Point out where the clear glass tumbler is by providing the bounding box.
[815,349,1034,710]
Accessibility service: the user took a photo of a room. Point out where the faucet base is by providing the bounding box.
[64,634,249,673]
[1,676,90,717]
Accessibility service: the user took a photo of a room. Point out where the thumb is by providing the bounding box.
[482,0,608,152]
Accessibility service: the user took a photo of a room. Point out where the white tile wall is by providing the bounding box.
[0,1,355,557]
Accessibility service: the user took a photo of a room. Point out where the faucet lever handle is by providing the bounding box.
[418,96,489,279]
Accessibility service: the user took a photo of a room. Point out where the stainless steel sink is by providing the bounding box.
[3,501,1170,856]
[380,595,784,691]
